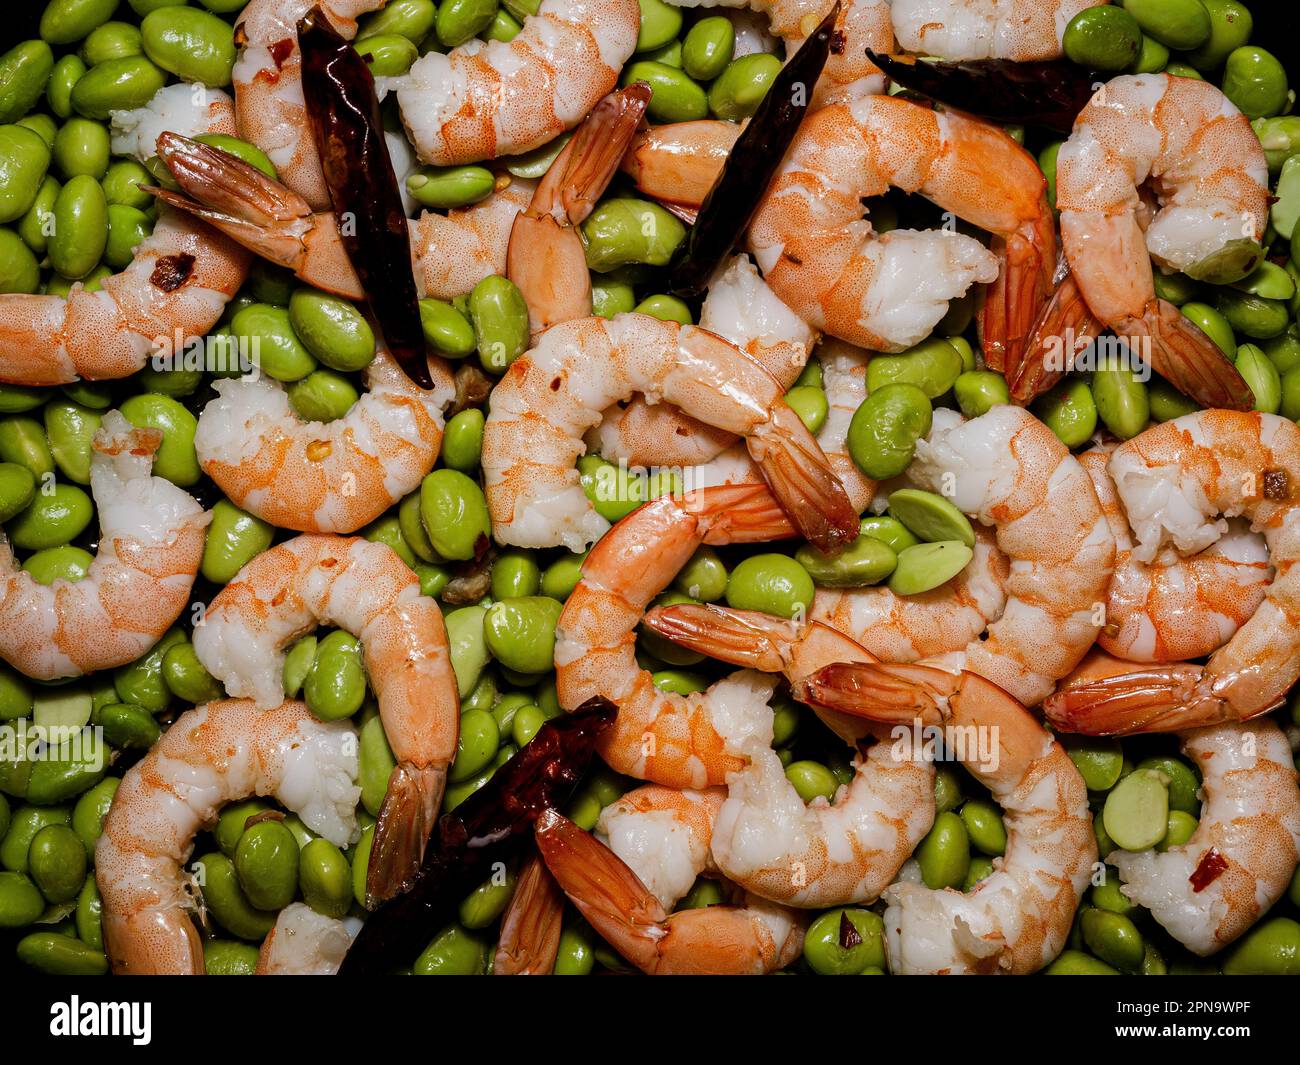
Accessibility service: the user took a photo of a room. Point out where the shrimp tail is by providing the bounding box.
[979,213,1055,377]
[1119,299,1255,411]
[750,405,859,552]
[365,761,446,908]
[795,661,948,727]
[1012,269,1103,403]
[642,602,800,673]
[547,83,652,226]
[493,853,565,975]
[687,483,798,544]
[103,911,206,976]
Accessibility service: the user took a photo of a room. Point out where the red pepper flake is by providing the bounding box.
[1263,468,1289,500]
[270,38,295,70]
[1189,848,1229,892]
[839,911,862,949]
[150,253,195,292]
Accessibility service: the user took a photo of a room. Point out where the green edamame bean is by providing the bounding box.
[97,701,161,748]
[1091,354,1150,440]
[489,691,530,736]
[551,924,594,974]
[119,392,200,485]
[299,837,351,918]
[1038,140,1061,211]
[100,159,151,210]
[28,824,86,903]
[7,483,93,551]
[796,535,896,588]
[1217,289,1288,340]
[592,272,636,318]
[81,21,143,65]
[888,488,975,547]
[1081,907,1145,973]
[1091,868,1136,915]
[468,275,529,373]
[483,597,563,675]
[40,0,120,45]
[672,546,727,602]
[633,293,692,325]
[492,550,541,600]
[1254,115,1300,173]
[436,0,499,47]
[1123,0,1211,50]
[953,370,1010,418]
[960,798,1007,856]
[406,164,495,209]
[391,493,434,567]
[27,727,107,804]
[1280,364,1300,421]
[1234,260,1296,302]
[0,665,31,726]
[635,0,682,52]
[1185,236,1262,285]
[359,0,437,42]
[725,554,814,618]
[1180,300,1236,358]
[16,114,57,150]
[0,462,35,523]
[1044,948,1119,975]
[48,173,106,281]
[53,117,110,180]
[1062,6,1142,71]
[113,626,184,713]
[0,227,39,293]
[582,197,686,273]
[1157,809,1198,851]
[1148,376,1200,422]
[652,669,707,695]
[1235,343,1281,413]
[682,16,733,81]
[623,60,706,124]
[1,805,71,873]
[23,545,93,584]
[785,386,828,435]
[16,931,107,975]
[1135,755,1199,813]
[70,777,115,857]
[482,6,522,40]
[932,765,962,813]
[355,33,419,76]
[511,702,548,747]
[1033,378,1098,448]
[916,810,970,889]
[201,499,274,584]
[457,865,515,929]
[1185,0,1252,69]
[44,401,100,485]
[0,40,55,126]
[0,384,49,416]
[305,629,367,721]
[204,939,259,975]
[1131,33,1169,74]
[287,369,359,423]
[889,541,973,596]
[287,287,375,372]
[963,854,995,891]
[418,297,476,358]
[578,454,645,522]
[847,382,933,480]
[161,641,223,705]
[74,874,102,948]
[234,819,298,910]
[708,52,782,121]
[413,922,490,974]
[1222,45,1288,120]
[444,605,488,697]
[349,822,374,906]
[232,303,318,382]
[0,415,53,479]
[802,907,886,975]
[540,551,585,600]
[141,7,236,86]
[866,340,965,399]
[358,710,395,816]
[103,202,151,268]
[1152,270,1199,306]
[192,133,276,180]
[1064,735,1124,792]
[1221,916,1300,975]
[440,408,484,472]
[46,55,86,121]
[502,128,569,178]
[70,56,166,120]
[449,707,500,782]
[1103,767,1169,851]
[0,124,51,224]
[214,799,272,858]
[784,760,838,803]
[196,851,276,940]
[419,468,490,562]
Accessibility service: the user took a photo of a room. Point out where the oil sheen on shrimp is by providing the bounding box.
[0,413,209,681]
[96,698,360,975]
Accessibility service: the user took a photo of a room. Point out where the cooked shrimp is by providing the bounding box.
[482,314,856,553]
[586,255,815,470]
[748,94,1054,370]
[811,338,875,512]
[1044,411,1300,734]
[152,132,533,303]
[493,853,566,975]
[96,697,360,975]
[398,0,641,166]
[258,904,362,975]
[535,807,806,974]
[643,604,937,906]
[0,413,209,681]
[192,534,459,904]
[1039,73,1267,409]
[619,121,741,218]
[897,406,1115,706]
[195,346,455,534]
[1054,650,1300,955]
[799,661,1096,974]
[1080,444,1272,664]
[0,92,248,387]
[555,484,798,787]
[889,0,1108,60]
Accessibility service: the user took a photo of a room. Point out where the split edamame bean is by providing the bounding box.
[468,275,529,373]
[888,488,974,547]
[419,468,491,561]
[1103,768,1169,851]
[725,554,814,618]
[847,382,933,480]
[1254,115,1300,173]
[201,498,274,584]
[888,541,973,596]
[1061,5,1142,71]
[445,605,489,697]
[304,629,367,721]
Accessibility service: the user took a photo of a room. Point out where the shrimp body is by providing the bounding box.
[398,0,641,166]
[890,0,1107,60]
[800,663,1096,974]
[257,904,362,974]
[482,313,856,553]
[96,698,360,975]
[748,95,1053,368]
[0,91,248,387]
[192,534,459,903]
[0,413,209,680]
[195,349,455,534]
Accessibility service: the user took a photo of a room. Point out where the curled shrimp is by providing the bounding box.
[1044,410,1300,734]
[889,0,1109,60]
[1080,444,1272,664]
[0,413,209,681]
[535,807,806,974]
[748,95,1055,369]
[1055,650,1300,955]
[481,314,857,553]
[96,697,360,975]
[398,0,641,166]
[195,346,455,534]
[192,534,459,904]
[0,90,249,386]
[1033,74,1266,409]
[643,604,937,906]
[257,904,362,974]
[799,662,1096,974]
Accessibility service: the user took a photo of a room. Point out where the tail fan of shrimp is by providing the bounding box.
[493,854,566,975]
[367,762,447,906]
[1012,269,1102,403]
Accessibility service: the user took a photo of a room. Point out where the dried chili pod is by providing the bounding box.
[869,51,1101,135]
[297,6,432,389]
[338,697,617,975]
[668,1,841,298]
